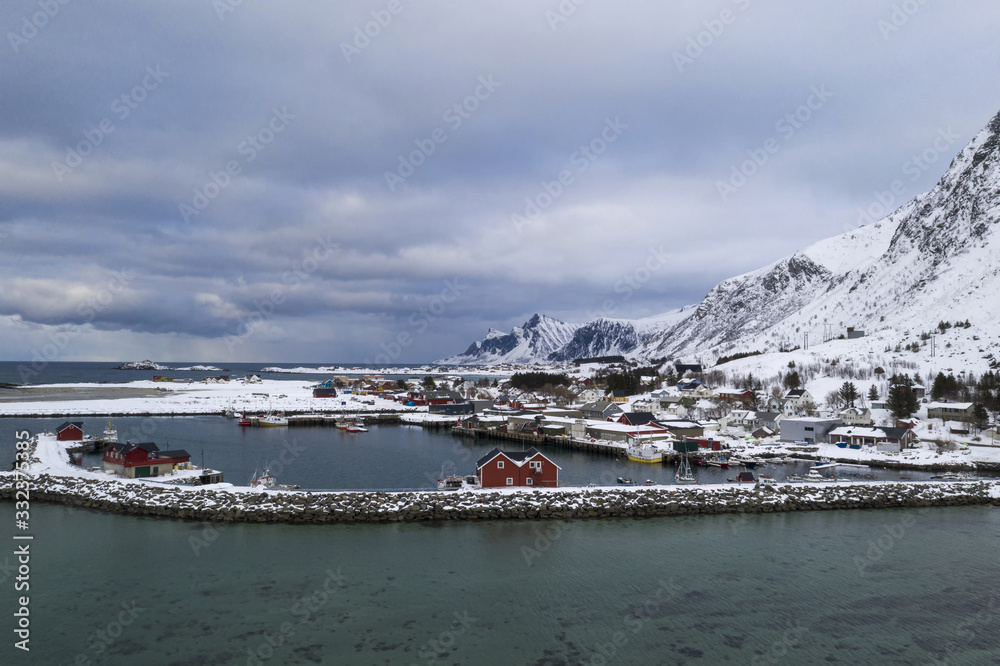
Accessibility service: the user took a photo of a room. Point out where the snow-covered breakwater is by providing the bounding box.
[2,474,998,523]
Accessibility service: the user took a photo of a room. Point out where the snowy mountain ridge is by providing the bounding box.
[440,108,1000,371]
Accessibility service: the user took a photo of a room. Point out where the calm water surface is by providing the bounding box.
[0,416,958,489]
[3,503,999,665]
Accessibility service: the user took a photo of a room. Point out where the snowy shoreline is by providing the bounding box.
[3,435,999,524]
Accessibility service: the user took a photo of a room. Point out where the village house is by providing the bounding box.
[721,410,781,433]
[630,398,659,413]
[674,362,703,376]
[102,442,191,478]
[580,401,624,420]
[839,407,874,426]
[926,402,976,422]
[576,387,604,404]
[607,390,630,404]
[677,380,714,398]
[828,425,916,452]
[476,447,560,488]
[781,389,816,416]
[56,421,84,441]
[714,388,755,404]
[617,412,658,427]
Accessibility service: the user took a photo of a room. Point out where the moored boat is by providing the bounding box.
[258,412,288,427]
[103,418,118,443]
[437,474,481,491]
[627,441,664,464]
[250,466,276,489]
[675,456,697,484]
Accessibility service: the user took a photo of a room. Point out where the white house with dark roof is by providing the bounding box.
[781,389,815,416]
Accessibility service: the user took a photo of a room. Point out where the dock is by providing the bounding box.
[451,427,631,459]
[249,413,404,427]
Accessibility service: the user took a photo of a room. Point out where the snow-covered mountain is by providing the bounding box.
[438,309,692,365]
[441,108,1000,369]
[641,107,1000,365]
[439,314,582,365]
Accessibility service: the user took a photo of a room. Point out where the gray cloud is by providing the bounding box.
[1,0,998,362]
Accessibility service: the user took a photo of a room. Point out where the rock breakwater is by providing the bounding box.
[2,473,997,524]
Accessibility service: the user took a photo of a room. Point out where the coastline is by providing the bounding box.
[4,472,998,524]
[3,434,999,524]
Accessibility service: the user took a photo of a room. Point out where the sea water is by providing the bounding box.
[2,503,998,665]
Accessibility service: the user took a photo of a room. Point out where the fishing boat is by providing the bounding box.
[258,412,288,427]
[707,458,729,469]
[790,469,835,482]
[237,410,253,427]
[757,474,777,486]
[334,418,350,429]
[250,466,276,489]
[627,441,664,464]
[102,418,118,443]
[617,477,635,485]
[346,419,368,433]
[675,456,697,484]
[437,474,481,491]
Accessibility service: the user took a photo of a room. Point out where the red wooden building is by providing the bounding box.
[475,447,560,488]
[56,421,84,441]
[102,441,191,478]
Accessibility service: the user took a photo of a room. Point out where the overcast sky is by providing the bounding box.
[1,1,999,364]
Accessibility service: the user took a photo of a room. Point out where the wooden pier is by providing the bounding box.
[451,427,636,459]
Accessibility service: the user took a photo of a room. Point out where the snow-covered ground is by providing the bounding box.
[261,365,514,377]
[0,378,415,416]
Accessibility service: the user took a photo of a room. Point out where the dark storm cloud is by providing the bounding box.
[1,0,998,361]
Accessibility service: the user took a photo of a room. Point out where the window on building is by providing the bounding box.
[506,478,513,485]
[497,461,504,468]
[526,478,533,485]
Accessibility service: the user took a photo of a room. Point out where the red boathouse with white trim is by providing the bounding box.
[475,447,560,488]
